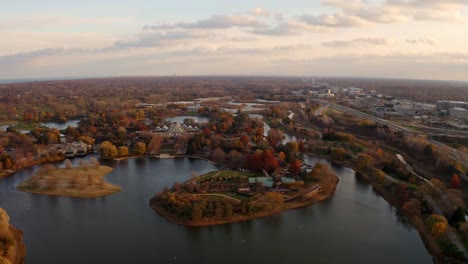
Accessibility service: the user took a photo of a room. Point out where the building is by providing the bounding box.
[437,101,468,111]
[449,107,468,120]
[395,103,417,116]
[342,87,364,97]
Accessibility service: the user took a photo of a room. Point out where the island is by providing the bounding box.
[17,160,120,198]
[150,163,339,226]
[0,208,25,264]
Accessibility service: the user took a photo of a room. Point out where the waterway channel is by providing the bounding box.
[0,155,431,263]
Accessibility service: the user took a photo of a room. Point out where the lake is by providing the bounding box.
[0,156,431,263]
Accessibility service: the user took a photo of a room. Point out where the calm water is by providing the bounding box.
[0,156,431,263]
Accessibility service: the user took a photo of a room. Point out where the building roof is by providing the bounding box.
[167,122,185,133]
[281,177,295,184]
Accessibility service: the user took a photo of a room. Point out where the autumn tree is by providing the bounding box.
[372,169,385,183]
[331,148,346,161]
[356,154,374,171]
[267,128,284,147]
[211,148,226,164]
[147,135,163,155]
[290,159,301,175]
[191,204,203,221]
[134,142,146,156]
[227,150,245,168]
[99,141,118,159]
[118,146,129,158]
[3,158,12,170]
[450,174,461,189]
[426,214,448,237]
[78,136,95,145]
[403,199,421,216]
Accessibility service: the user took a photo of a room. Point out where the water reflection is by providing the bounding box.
[0,156,431,263]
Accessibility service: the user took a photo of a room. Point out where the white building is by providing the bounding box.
[449,107,468,120]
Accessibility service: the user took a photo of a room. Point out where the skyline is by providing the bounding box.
[1,0,468,81]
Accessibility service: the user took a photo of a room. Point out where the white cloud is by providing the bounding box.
[406,37,437,45]
[322,37,394,47]
[143,15,267,30]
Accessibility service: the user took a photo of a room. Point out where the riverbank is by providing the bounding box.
[8,225,26,264]
[0,208,26,264]
[150,170,339,227]
[17,165,120,198]
[304,151,444,263]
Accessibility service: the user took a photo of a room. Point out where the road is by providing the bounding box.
[313,99,468,172]
[314,99,413,133]
[397,154,468,258]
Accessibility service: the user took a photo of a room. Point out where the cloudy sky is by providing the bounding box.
[1,0,468,81]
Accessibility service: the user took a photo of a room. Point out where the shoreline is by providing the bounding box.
[9,225,26,264]
[150,172,339,227]
[304,151,444,262]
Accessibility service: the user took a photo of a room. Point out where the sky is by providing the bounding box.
[1,0,468,81]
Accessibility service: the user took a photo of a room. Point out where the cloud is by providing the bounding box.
[0,14,133,29]
[322,38,394,47]
[249,8,271,17]
[305,0,468,28]
[300,13,368,27]
[114,31,210,48]
[143,15,267,30]
[251,20,328,35]
[0,47,65,62]
[267,52,468,80]
[406,37,437,45]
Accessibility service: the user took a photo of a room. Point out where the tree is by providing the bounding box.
[284,142,299,162]
[403,199,421,216]
[225,204,233,217]
[278,151,286,163]
[261,149,278,172]
[267,128,284,147]
[134,142,146,156]
[118,146,129,157]
[331,148,346,161]
[78,136,95,145]
[99,141,118,159]
[147,135,163,154]
[449,207,466,228]
[191,204,203,221]
[372,169,385,183]
[356,154,374,171]
[290,159,301,175]
[211,148,226,164]
[450,174,461,189]
[426,214,448,237]
[3,158,12,170]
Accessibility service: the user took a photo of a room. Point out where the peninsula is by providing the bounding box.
[151,163,339,226]
[18,162,120,198]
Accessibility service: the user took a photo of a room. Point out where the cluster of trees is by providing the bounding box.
[0,208,15,263]
[98,141,144,159]
[156,192,235,221]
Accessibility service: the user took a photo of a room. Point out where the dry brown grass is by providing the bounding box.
[18,165,120,198]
